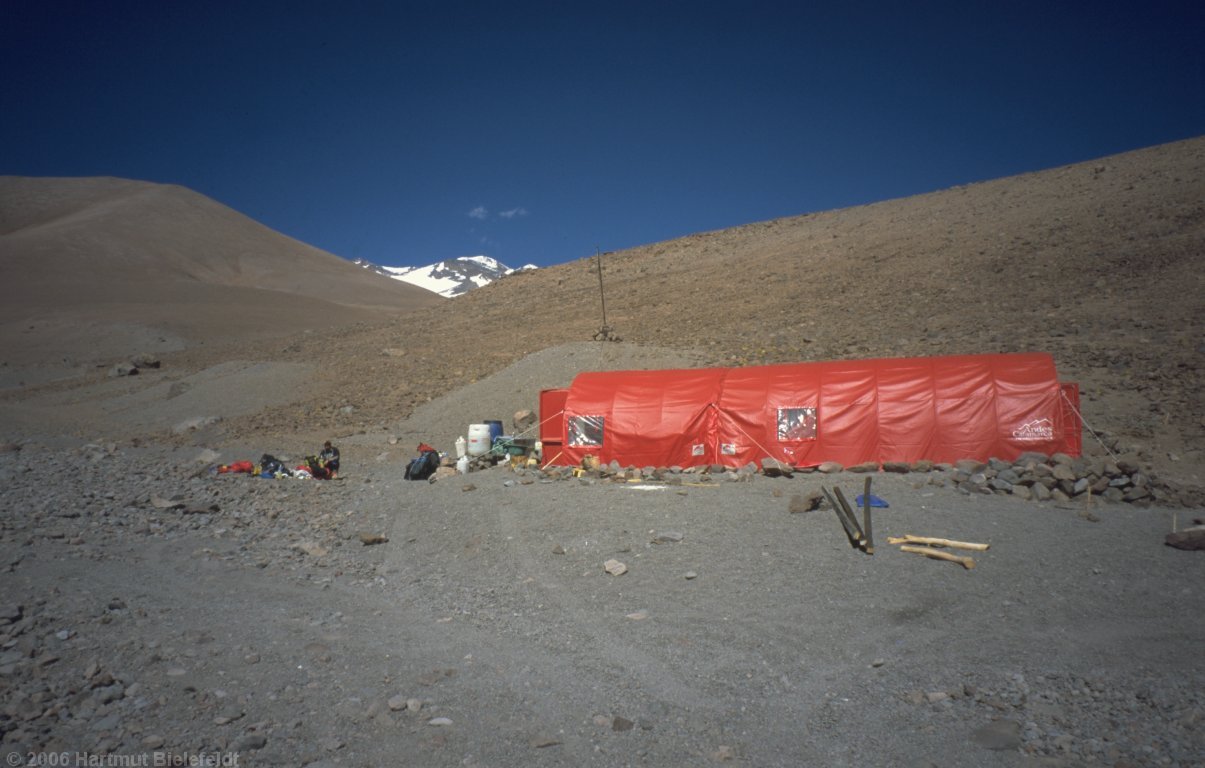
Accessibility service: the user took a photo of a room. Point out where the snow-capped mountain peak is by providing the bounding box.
[354,255,535,298]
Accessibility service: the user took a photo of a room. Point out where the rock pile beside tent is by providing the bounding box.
[937,453,1179,506]
[511,450,1198,508]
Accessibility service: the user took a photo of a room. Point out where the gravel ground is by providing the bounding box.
[1,436,1201,768]
[1,343,1202,768]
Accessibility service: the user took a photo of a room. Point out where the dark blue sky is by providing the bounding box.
[3,1,1202,268]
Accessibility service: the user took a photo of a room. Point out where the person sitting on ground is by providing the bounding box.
[320,441,340,472]
[309,440,340,479]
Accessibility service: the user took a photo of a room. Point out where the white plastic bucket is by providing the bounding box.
[467,424,492,457]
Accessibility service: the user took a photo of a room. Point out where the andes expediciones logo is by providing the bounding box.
[1012,418,1054,441]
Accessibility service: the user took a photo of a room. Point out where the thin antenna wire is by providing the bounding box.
[1061,389,1118,461]
[596,246,608,329]
[593,246,618,341]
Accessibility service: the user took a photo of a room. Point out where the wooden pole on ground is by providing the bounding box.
[833,486,867,545]
[886,535,990,551]
[899,545,976,570]
[861,476,875,555]
[822,487,862,549]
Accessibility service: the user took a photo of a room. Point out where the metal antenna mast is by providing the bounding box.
[593,246,618,342]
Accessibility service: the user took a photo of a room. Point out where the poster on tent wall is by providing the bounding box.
[542,352,1081,469]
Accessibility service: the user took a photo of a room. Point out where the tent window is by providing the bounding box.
[568,415,604,447]
[777,407,817,441]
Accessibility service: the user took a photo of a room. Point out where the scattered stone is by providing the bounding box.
[760,457,793,477]
[195,448,221,464]
[359,533,388,545]
[973,719,1021,750]
[172,415,221,434]
[295,542,329,557]
[428,717,453,727]
[711,745,735,760]
[604,559,628,576]
[417,668,457,685]
[304,642,332,662]
[387,694,408,711]
[513,409,537,431]
[789,490,824,513]
[1165,527,1205,551]
[232,734,267,751]
[1051,463,1077,482]
[625,609,649,620]
[652,531,684,544]
[612,716,635,732]
[684,571,698,580]
[151,495,185,510]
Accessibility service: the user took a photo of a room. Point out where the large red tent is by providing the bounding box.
[539,352,1081,469]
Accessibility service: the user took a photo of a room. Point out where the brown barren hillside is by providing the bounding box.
[1,138,1203,481]
[0,176,442,369]
[288,136,1202,479]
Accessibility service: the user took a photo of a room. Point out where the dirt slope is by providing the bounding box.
[0,176,442,370]
[220,136,1204,481]
[1,138,1202,482]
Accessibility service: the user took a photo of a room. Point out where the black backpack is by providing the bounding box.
[259,454,285,475]
[405,450,440,481]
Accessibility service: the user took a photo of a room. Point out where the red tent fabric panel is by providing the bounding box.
[562,368,726,468]
[543,353,1079,468]
[813,361,880,466]
[538,389,567,443]
[875,358,940,463]
[609,369,720,468]
[537,388,567,466]
[928,356,997,462]
[990,354,1064,459]
[715,366,786,466]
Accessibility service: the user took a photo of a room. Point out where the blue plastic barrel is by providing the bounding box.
[486,420,503,445]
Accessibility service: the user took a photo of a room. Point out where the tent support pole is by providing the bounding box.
[823,486,862,549]
[862,477,875,555]
[833,486,867,547]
